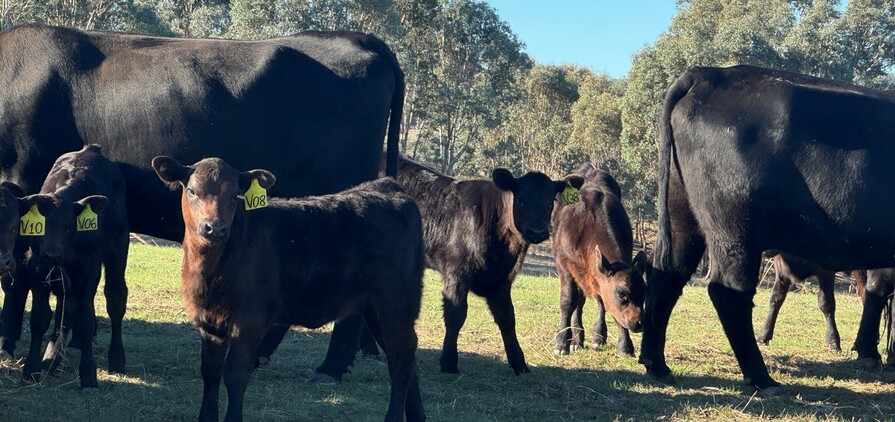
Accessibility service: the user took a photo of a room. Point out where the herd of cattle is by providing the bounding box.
[0,23,893,421]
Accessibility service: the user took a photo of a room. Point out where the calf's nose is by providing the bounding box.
[42,247,62,261]
[198,219,228,239]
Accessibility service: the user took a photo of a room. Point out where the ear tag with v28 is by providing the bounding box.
[244,179,268,210]
[561,184,580,206]
[21,204,45,236]
[77,203,98,231]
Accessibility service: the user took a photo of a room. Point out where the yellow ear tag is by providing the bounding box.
[244,179,268,210]
[76,204,98,232]
[561,184,580,206]
[20,204,46,236]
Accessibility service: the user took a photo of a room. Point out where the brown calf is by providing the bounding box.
[153,156,425,422]
[552,164,648,357]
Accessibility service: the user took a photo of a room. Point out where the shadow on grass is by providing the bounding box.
[1,314,893,421]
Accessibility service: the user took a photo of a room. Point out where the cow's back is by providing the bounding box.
[669,65,895,270]
[0,24,402,241]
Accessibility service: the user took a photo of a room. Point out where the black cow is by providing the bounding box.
[0,23,404,241]
[0,181,31,357]
[153,156,425,422]
[852,268,895,366]
[643,65,895,393]
[14,145,128,391]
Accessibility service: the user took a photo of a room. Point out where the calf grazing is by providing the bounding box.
[0,182,32,357]
[312,156,585,377]
[644,65,895,392]
[152,156,425,422]
[16,145,128,390]
[551,164,648,357]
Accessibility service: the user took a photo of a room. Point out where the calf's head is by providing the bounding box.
[595,249,650,333]
[0,182,28,273]
[152,157,276,245]
[492,169,584,244]
[22,194,109,265]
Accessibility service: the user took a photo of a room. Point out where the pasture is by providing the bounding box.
[1,243,893,421]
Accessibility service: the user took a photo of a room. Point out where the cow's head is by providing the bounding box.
[492,169,584,244]
[152,156,275,245]
[21,194,109,266]
[0,182,29,274]
[596,249,650,333]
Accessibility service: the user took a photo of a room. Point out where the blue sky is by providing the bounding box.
[484,1,680,78]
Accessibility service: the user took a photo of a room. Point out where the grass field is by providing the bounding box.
[1,243,893,421]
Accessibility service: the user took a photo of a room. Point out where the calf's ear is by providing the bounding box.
[240,169,276,192]
[152,156,193,187]
[492,168,517,191]
[553,175,585,193]
[0,181,24,197]
[632,249,652,279]
[74,195,110,216]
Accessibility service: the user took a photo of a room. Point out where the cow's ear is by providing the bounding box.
[567,176,585,190]
[0,181,24,197]
[18,195,36,217]
[74,195,110,216]
[152,156,193,188]
[240,169,276,192]
[492,168,517,191]
[595,246,613,277]
[24,194,58,217]
[633,249,651,279]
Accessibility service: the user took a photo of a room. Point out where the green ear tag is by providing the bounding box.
[244,179,268,210]
[77,204,99,232]
[561,184,580,206]
[20,205,45,236]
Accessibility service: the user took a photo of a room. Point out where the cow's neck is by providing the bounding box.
[181,231,235,326]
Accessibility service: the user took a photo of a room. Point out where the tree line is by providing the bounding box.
[2,0,893,219]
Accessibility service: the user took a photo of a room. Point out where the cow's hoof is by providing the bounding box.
[570,344,585,352]
[553,348,569,356]
[257,356,270,366]
[855,357,882,370]
[306,372,340,385]
[618,351,635,358]
[757,384,783,397]
[82,386,100,395]
[512,363,531,375]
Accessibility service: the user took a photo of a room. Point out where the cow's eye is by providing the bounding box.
[186,187,196,198]
[617,292,629,304]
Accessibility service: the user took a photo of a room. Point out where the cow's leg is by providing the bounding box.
[198,334,227,422]
[707,242,780,391]
[255,324,288,368]
[24,285,54,382]
[816,271,841,352]
[757,265,792,346]
[616,323,634,357]
[570,293,586,351]
[639,172,706,383]
[222,324,263,422]
[852,270,893,365]
[440,277,469,374]
[1,267,29,357]
[364,309,425,422]
[103,238,129,373]
[41,294,69,375]
[593,296,608,347]
[359,319,380,357]
[74,270,101,391]
[311,314,364,383]
[486,283,529,375]
[554,268,578,355]
[886,294,895,367]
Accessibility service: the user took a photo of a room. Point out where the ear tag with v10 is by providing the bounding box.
[21,204,45,236]
[244,178,268,210]
[77,204,98,232]
[561,184,580,206]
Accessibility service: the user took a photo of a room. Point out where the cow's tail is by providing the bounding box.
[384,59,405,179]
[654,69,697,274]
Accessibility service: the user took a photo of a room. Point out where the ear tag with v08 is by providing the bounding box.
[561,184,580,206]
[244,178,268,210]
[21,204,45,236]
[77,203,98,231]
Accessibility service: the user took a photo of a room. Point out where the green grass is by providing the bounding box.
[1,243,893,421]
